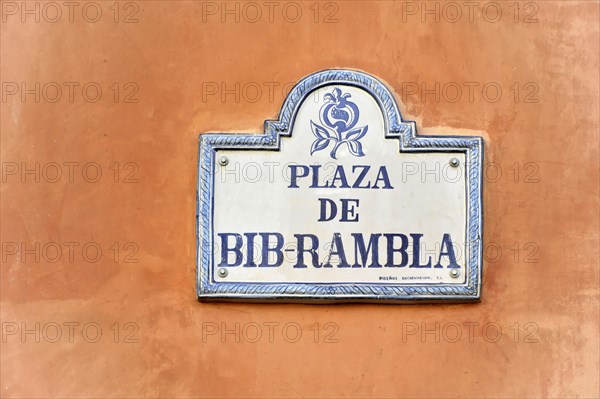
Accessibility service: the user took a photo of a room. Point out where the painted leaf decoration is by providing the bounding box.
[310,138,331,155]
[347,140,365,157]
[345,126,368,142]
[311,121,332,140]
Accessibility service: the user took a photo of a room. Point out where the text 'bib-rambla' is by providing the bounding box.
[197,70,484,303]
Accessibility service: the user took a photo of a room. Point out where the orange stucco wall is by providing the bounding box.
[1,1,599,397]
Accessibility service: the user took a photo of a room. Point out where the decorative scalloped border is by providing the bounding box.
[196,69,483,303]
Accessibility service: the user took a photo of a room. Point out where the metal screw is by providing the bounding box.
[449,157,460,167]
[218,268,228,278]
[218,156,229,166]
[449,269,460,278]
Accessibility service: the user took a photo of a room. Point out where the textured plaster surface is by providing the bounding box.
[1,1,598,398]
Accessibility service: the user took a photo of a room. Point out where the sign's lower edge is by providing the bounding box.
[196,292,481,304]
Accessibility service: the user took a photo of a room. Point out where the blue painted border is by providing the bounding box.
[196,69,483,303]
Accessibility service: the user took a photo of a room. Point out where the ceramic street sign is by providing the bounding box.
[197,70,484,303]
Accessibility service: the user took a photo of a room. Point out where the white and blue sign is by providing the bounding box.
[197,70,484,303]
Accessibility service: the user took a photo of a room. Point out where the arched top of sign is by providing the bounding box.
[272,69,412,139]
[200,69,482,153]
[197,69,484,303]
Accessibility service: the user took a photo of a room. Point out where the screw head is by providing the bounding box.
[449,157,460,167]
[218,156,229,166]
[450,269,460,278]
[218,268,228,278]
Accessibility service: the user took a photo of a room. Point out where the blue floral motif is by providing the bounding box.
[310,88,368,159]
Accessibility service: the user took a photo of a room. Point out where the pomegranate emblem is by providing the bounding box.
[310,88,368,159]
